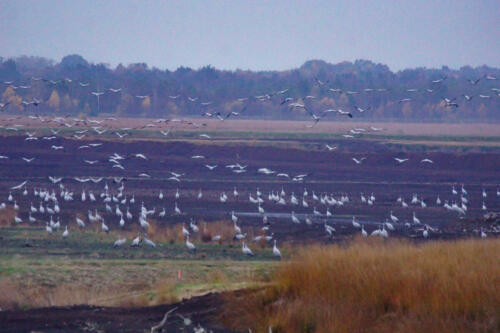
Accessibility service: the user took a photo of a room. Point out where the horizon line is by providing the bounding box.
[2,54,499,74]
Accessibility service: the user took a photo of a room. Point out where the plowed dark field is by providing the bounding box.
[1,134,499,240]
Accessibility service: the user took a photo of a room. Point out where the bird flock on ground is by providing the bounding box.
[0,73,499,259]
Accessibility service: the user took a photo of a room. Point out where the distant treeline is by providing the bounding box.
[0,54,499,121]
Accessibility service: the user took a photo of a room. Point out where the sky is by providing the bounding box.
[1,0,499,71]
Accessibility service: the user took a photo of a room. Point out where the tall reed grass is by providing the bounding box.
[223,238,500,333]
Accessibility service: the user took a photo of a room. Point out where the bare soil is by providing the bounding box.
[0,291,236,333]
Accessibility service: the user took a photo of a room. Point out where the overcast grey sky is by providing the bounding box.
[1,0,499,71]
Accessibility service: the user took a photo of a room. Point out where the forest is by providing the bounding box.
[1,54,499,121]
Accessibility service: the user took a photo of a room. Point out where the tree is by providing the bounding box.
[60,54,89,69]
[0,54,498,121]
[83,102,91,115]
[47,90,60,110]
[141,96,151,110]
[2,87,22,111]
[61,94,73,111]
[2,86,15,101]
[0,59,19,79]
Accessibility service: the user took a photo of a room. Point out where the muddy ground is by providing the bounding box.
[0,134,499,242]
[0,292,236,333]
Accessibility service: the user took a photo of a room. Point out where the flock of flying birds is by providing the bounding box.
[0,73,499,259]
[1,72,499,128]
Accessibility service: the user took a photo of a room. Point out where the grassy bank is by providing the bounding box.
[224,238,500,332]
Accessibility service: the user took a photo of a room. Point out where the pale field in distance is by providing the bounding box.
[1,115,499,137]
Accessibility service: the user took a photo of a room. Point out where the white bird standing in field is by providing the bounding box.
[76,217,85,228]
[273,240,281,259]
[423,225,429,238]
[139,216,150,229]
[324,222,335,237]
[182,223,190,238]
[62,226,69,238]
[190,219,199,233]
[242,242,254,256]
[385,219,395,231]
[233,220,241,234]
[131,235,141,247]
[186,236,196,252]
[361,225,368,237]
[380,224,389,238]
[114,236,127,247]
[352,216,361,228]
[390,211,399,223]
[480,228,487,238]
[174,202,181,215]
[413,212,420,224]
[101,220,109,233]
[144,237,156,248]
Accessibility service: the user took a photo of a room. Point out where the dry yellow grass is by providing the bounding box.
[0,206,15,226]
[223,238,500,333]
[0,277,178,309]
